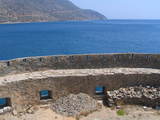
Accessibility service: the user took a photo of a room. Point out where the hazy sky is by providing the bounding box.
[70,0,160,19]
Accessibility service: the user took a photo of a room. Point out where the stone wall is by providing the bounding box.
[0,73,160,111]
[106,86,160,107]
[1,53,160,76]
[0,54,160,111]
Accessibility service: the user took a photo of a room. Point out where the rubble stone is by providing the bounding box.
[106,86,160,107]
[52,93,100,117]
[12,110,18,116]
[0,107,12,114]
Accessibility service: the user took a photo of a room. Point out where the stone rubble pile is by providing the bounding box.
[0,106,12,114]
[52,93,100,116]
[106,86,160,107]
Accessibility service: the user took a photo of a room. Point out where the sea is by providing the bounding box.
[1,20,160,60]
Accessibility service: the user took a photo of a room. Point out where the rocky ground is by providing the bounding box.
[80,105,160,120]
[0,105,75,120]
[0,104,160,120]
[0,93,160,120]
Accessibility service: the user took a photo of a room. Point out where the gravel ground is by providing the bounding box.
[52,93,100,117]
[0,105,159,120]
[80,105,160,120]
[0,105,76,120]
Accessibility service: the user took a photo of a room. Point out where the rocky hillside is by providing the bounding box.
[0,0,106,23]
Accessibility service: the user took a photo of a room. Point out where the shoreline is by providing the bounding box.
[1,19,160,25]
[0,19,108,25]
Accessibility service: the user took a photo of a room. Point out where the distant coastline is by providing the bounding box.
[0,19,107,25]
[0,0,106,24]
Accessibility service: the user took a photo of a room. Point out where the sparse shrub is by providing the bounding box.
[117,109,125,116]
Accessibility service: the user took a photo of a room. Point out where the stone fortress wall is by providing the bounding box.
[0,53,160,111]
[1,53,160,76]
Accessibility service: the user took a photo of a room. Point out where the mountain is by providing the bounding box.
[0,0,107,23]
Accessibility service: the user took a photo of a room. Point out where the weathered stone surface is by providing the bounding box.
[106,86,160,107]
[0,72,160,112]
[0,68,160,85]
[1,54,160,76]
[12,109,18,116]
[0,106,12,114]
[52,93,100,116]
[0,54,160,112]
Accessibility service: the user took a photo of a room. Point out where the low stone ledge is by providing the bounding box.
[0,68,160,85]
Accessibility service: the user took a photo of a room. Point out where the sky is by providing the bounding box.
[70,0,160,19]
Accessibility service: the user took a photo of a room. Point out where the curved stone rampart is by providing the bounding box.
[0,54,160,112]
[1,53,160,76]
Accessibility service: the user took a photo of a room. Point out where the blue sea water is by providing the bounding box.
[1,20,160,60]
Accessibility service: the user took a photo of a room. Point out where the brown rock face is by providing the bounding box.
[0,0,106,23]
